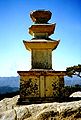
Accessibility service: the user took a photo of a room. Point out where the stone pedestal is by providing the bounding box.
[18,70,65,103]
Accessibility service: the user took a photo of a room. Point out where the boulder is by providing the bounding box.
[0,95,81,120]
[0,109,16,120]
[14,106,31,120]
[0,95,19,113]
[70,91,81,97]
[0,100,6,113]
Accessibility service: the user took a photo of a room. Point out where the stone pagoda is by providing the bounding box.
[17,10,66,103]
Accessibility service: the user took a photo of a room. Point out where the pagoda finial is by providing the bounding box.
[30,10,52,24]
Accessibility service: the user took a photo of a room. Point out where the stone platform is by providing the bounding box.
[17,70,66,103]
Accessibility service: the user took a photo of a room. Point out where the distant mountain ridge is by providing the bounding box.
[64,75,81,86]
[0,76,19,94]
[0,76,19,87]
[0,86,19,94]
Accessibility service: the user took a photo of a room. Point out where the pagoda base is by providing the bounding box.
[17,70,66,104]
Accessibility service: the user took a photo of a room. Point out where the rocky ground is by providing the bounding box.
[0,94,81,120]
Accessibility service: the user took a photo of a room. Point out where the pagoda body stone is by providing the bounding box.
[17,10,66,103]
[23,39,60,69]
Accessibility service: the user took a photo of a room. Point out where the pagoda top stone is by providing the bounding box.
[30,10,52,23]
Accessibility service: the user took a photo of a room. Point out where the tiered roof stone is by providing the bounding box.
[30,10,52,23]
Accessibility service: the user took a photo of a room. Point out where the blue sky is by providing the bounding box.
[0,0,81,76]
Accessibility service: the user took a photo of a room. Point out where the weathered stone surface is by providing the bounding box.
[0,95,19,113]
[70,91,81,97]
[23,40,60,51]
[24,100,81,120]
[24,102,58,120]
[14,106,31,120]
[1,95,81,120]
[30,10,52,23]
[0,100,6,113]
[29,24,56,37]
[17,71,65,100]
[3,95,19,110]
[23,39,60,71]
[0,109,17,120]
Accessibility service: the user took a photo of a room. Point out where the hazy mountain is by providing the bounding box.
[0,76,19,94]
[0,76,19,88]
[64,75,81,86]
[0,86,19,94]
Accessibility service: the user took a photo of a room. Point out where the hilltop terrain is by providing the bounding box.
[0,95,81,120]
